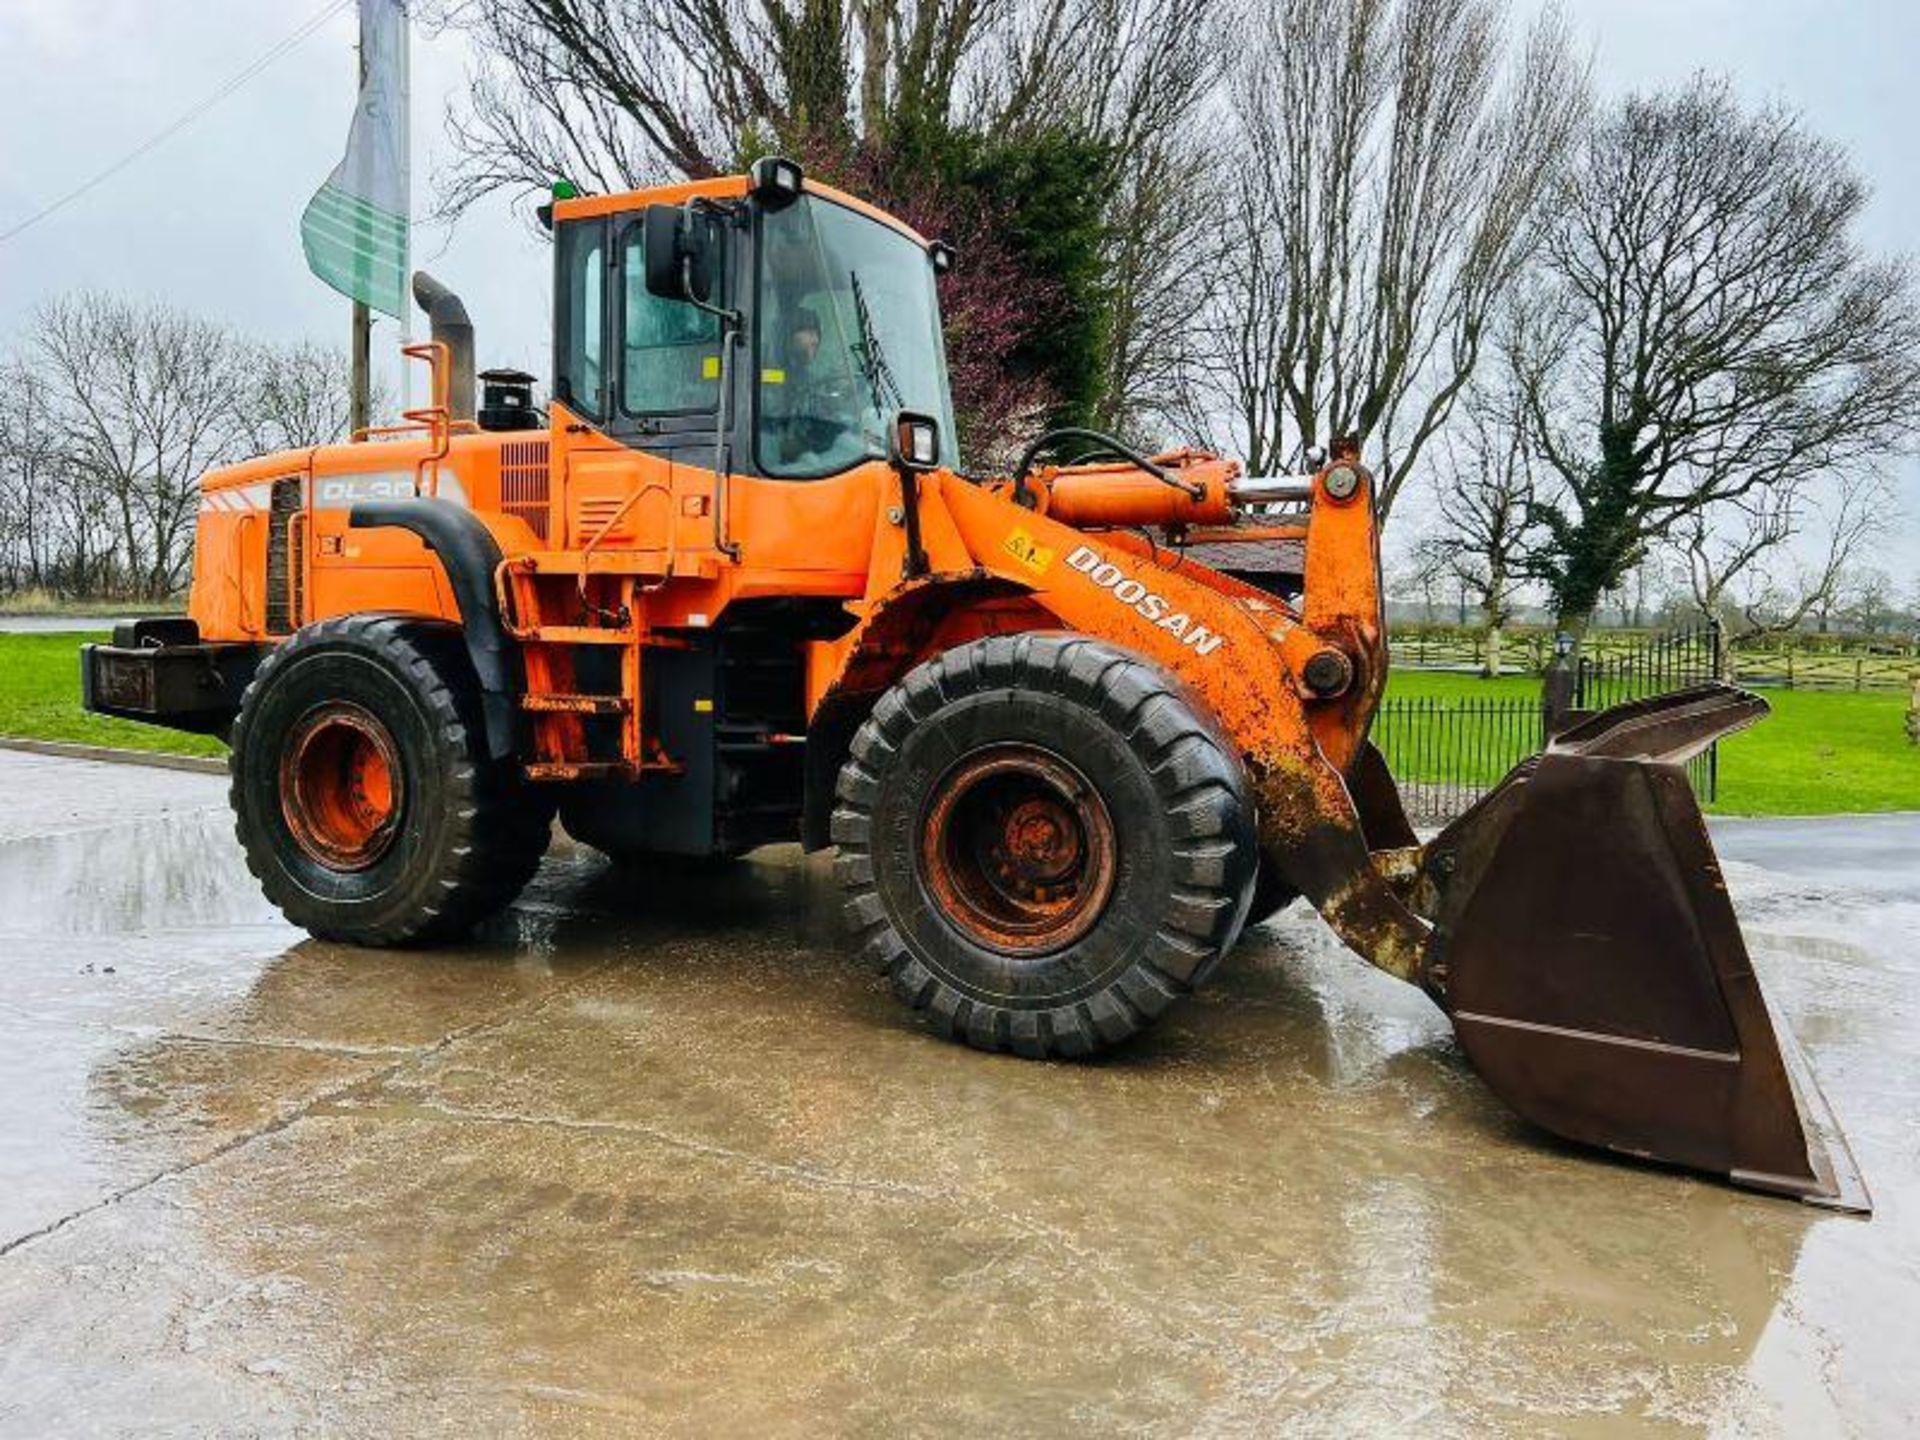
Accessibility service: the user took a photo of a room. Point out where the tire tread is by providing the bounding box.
[229,614,551,946]
[833,632,1254,1060]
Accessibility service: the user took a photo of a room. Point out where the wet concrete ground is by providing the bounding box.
[0,749,1915,1436]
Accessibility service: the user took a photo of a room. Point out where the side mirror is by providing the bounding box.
[891,410,942,472]
[642,204,716,305]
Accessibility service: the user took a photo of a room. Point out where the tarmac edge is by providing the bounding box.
[0,736,226,776]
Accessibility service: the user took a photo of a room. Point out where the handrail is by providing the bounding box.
[350,418,479,443]
[402,341,452,497]
[342,341,460,496]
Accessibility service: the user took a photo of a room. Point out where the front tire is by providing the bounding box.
[833,634,1258,1059]
[1245,859,1299,928]
[230,615,552,945]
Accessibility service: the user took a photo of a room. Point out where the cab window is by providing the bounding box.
[619,226,722,415]
[554,220,606,419]
[755,195,956,478]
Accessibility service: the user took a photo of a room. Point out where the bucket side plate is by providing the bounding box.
[1422,750,1868,1212]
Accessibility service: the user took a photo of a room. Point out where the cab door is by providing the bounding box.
[551,216,625,553]
[551,213,728,565]
[607,215,729,563]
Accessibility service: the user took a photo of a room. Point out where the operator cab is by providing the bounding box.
[548,159,959,480]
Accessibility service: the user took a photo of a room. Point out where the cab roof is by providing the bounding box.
[550,173,931,249]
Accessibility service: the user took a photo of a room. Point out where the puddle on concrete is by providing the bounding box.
[0,804,277,938]
[0,775,1915,1433]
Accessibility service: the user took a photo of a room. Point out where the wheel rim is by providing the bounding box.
[920,744,1117,955]
[278,701,404,870]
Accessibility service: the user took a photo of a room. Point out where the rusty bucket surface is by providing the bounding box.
[1417,684,1869,1212]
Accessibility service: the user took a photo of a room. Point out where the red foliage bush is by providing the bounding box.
[786,136,1059,470]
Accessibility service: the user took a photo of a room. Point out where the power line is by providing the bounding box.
[0,0,355,246]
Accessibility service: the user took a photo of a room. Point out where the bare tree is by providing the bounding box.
[0,359,62,592]
[30,294,247,599]
[1415,381,1534,673]
[440,0,1225,441]
[1673,469,1891,645]
[1386,543,1450,623]
[440,0,1218,214]
[239,340,388,453]
[1514,77,1920,636]
[1167,0,1586,507]
[2,304,402,602]
[982,0,1224,433]
[1843,567,1897,635]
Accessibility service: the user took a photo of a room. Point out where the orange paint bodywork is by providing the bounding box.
[187,395,1390,790]
[185,176,1422,979]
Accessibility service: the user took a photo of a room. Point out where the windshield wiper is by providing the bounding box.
[848,269,904,417]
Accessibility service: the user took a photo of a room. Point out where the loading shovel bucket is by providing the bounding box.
[1417,684,1869,1211]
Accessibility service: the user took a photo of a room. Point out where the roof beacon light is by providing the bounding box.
[536,178,581,232]
[751,156,804,206]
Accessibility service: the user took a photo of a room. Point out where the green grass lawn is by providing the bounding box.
[0,633,1912,814]
[0,631,224,758]
[1383,668,1920,815]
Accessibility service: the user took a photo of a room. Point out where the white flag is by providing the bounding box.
[300,0,409,318]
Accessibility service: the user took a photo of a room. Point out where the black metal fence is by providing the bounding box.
[1374,621,1724,827]
[1370,695,1545,826]
[1388,622,1912,689]
[1573,620,1723,710]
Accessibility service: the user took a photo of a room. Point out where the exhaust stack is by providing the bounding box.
[411,271,475,422]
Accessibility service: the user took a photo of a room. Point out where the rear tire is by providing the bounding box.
[833,633,1257,1059]
[230,615,553,945]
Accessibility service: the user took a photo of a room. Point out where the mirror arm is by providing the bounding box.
[679,252,739,327]
[899,466,928,579]
[678,196,743,326]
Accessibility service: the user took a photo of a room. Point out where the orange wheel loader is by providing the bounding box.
[82,159,1866,1209]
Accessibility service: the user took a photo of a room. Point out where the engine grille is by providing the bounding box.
[265,474,304,634]
[500,439,551,542]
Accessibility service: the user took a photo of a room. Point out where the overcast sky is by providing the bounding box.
[0,0,1913,582]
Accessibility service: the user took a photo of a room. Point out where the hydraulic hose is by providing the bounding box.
[1010,427,1206,506]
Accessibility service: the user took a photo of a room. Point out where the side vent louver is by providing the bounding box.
[265,474,304,634]
[501,440,552,542]
[572,493,636,545]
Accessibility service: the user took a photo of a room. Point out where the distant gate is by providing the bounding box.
[1572,619,1723,804]
[1374,620,1723,827]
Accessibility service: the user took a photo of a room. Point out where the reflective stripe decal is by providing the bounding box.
[199,469,469,514]
[198,481,274,514]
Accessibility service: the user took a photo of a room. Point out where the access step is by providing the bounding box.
[518,625,638,646]
[523,760,638,782]
[519,693,631,715]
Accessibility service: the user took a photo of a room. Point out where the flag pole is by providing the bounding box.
[397,5,411,417]
[348,26,370,437]
[303,0,408,426]
[351,296,371,436]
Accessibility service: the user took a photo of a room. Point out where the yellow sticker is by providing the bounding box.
[1002,528,1055,575]
[693,698,714,713]
[761,367,786,384]
[702,355,721,380]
